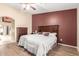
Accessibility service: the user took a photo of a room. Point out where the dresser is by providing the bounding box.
[17,27,27,42]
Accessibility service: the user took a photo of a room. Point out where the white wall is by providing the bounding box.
[0,4,32,41]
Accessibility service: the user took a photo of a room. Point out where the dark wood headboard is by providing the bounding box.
[17,27,27,42]
[38,25,59,42]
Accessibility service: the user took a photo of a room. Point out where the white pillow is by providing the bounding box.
[42,32,49,34]
[49,33,57,36]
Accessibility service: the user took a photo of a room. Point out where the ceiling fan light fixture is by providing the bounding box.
[26,4,30,10]
[21,3,36,10]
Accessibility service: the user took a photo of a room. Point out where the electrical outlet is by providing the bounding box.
[60,39,62,41]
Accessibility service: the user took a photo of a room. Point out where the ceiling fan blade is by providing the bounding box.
[30,6,36,10]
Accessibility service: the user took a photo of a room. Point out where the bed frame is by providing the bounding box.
[38,25,59,43]
[19,25,59,55]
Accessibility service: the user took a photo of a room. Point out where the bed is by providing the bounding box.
[18,25,59,56]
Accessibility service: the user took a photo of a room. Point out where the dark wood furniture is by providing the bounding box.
[38,25,59,43]
[17,27,27,42]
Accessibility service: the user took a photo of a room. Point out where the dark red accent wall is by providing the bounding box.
[32,9,77,46]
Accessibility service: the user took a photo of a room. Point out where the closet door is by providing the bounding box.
[17,27,27,42]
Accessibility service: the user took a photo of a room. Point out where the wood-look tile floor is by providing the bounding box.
[0,42,79,56]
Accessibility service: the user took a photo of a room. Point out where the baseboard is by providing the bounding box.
[58,43,77,48]
[58,43,79,52]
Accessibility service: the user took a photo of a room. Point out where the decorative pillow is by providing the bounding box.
[43,32,49,36]
[38,32,42,34]
[49,33,57,36]
[42,32,49,34]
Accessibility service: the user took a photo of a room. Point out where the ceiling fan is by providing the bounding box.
[22,3,36,10]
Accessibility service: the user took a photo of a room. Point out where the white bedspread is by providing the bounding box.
[18,34,57,56]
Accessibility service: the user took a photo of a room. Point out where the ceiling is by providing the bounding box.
[7,3,79,14]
